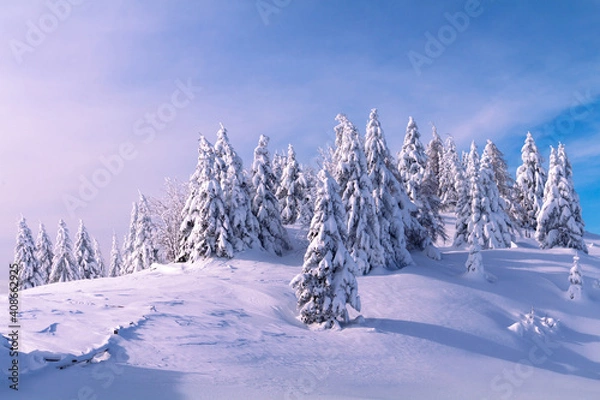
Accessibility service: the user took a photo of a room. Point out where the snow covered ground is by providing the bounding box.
[2,218,600,399]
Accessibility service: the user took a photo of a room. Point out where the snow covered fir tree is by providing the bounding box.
[536,144,587,253]
[49,219,79,283]
[14,217,39,289]
[276,144,306,225]
[251,134,291,256]
[334,114,384,274]
[290,169,361,329]
[35,222,54,286]
[513,132,547,234]
[74,220,103,280]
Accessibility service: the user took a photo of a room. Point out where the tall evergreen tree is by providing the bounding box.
[251,134,291,256]
[397,117,444,243]
[364,108,413,268]
[277,144,306,225]
[49,219,79,283]
[438,136,459,210]
[214,124,259,251]
[514,132,547,233]
[74,220,102,279]
[122,201,138,273]
[536,145,587,253]
[477,142,514,248]
[35,222,53,286]
[425,124,444,198]
[108,232,122,277]
[290,169,360,328]
[298,165,317,228]
[93,238,105,277]
[334,114,384,274]
[484,140,514,203]
[454,141,480,247]
[185,136,234,260]
[129,193,161,271]
[14,217,39,289]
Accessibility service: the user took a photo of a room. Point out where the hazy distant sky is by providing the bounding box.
[2,0,599,287]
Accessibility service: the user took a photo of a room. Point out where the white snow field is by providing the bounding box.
[2,220,600,399]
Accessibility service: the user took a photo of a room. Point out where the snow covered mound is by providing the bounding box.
[1,225,600,399]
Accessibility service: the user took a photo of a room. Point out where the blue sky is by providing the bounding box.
[1,0,599,277]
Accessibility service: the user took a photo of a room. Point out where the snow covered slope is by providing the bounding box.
[2,222,600,399]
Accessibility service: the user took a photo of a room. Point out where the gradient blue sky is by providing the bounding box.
[2,0,599,282]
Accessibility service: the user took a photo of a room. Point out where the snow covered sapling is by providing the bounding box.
[290,169,361,329]
[49,219,80,283]
[334,114,384,274]
[568,253,583,300]
[108,232,123,277]
[35,222,54,286]
[465,243,485,279]
[364,108,413,269]
[251,134,291,256]
[14,217,39,289]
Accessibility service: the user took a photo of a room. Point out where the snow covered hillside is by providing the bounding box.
[2,221,600,399]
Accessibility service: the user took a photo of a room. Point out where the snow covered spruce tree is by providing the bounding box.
[536,145,587,253]
[397,117,444,244]
[334,114,384,274]
[271,150,286,196]
[49,219,79,283]
[484,140,514,206]
[364,108,413,269]
[454,141,480,247]
[513,132,547,233]
[477,141,514,248]
[35,222,54,286]
[184,136,234,260]
[277,144,306,225]
[121,201,138,273]
[439,136,461,211]
[148,178,188,262]
[251,134,291,256]
[93,238,105,277]
[568,253,583,300]
[14,217,39,289]
[128,193,162,271]
[74,220,102,279]
[214,124,259,251]
[290,169,361,329]
[108,232,123,277]
[425,124,444,198]
[465,243,485,279]
[298,165,317,227]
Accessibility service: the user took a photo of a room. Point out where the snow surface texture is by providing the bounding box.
[2,218,600,399]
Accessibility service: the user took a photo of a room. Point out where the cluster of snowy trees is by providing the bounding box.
[13,217,105,289]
